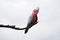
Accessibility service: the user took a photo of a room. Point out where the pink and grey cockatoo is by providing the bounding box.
[0,7,39,34]
[25,7,39,34]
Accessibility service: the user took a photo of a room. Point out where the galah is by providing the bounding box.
[25,7,39,34]
[0,7,39,34]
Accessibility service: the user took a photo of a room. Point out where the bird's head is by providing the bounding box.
[33,7,39,14]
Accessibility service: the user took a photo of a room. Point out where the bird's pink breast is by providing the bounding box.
[32,13,37,23]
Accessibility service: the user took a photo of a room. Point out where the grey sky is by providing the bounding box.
[0,0,60,40]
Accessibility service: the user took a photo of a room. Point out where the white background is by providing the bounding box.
[0,0,60,40]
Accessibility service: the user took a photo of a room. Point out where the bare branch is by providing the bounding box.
[0,24,26,30]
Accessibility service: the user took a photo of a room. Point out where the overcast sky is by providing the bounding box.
[0,0,60,40]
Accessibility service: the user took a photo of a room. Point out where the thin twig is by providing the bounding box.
[0,24,26,30]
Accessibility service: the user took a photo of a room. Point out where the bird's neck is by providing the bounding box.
[32,12,37,17]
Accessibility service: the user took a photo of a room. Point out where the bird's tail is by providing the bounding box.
[24,28,29,34]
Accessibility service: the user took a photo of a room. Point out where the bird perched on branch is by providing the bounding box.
[0,7,39,34]
[25,7,39,34]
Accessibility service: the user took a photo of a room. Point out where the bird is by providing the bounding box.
[0,7,39,34]
[24,7,39,34]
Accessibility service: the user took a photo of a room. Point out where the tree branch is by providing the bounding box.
[0,24,26,30]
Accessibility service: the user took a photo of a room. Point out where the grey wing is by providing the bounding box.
[27,15,33,24]
[26,15,34,28]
